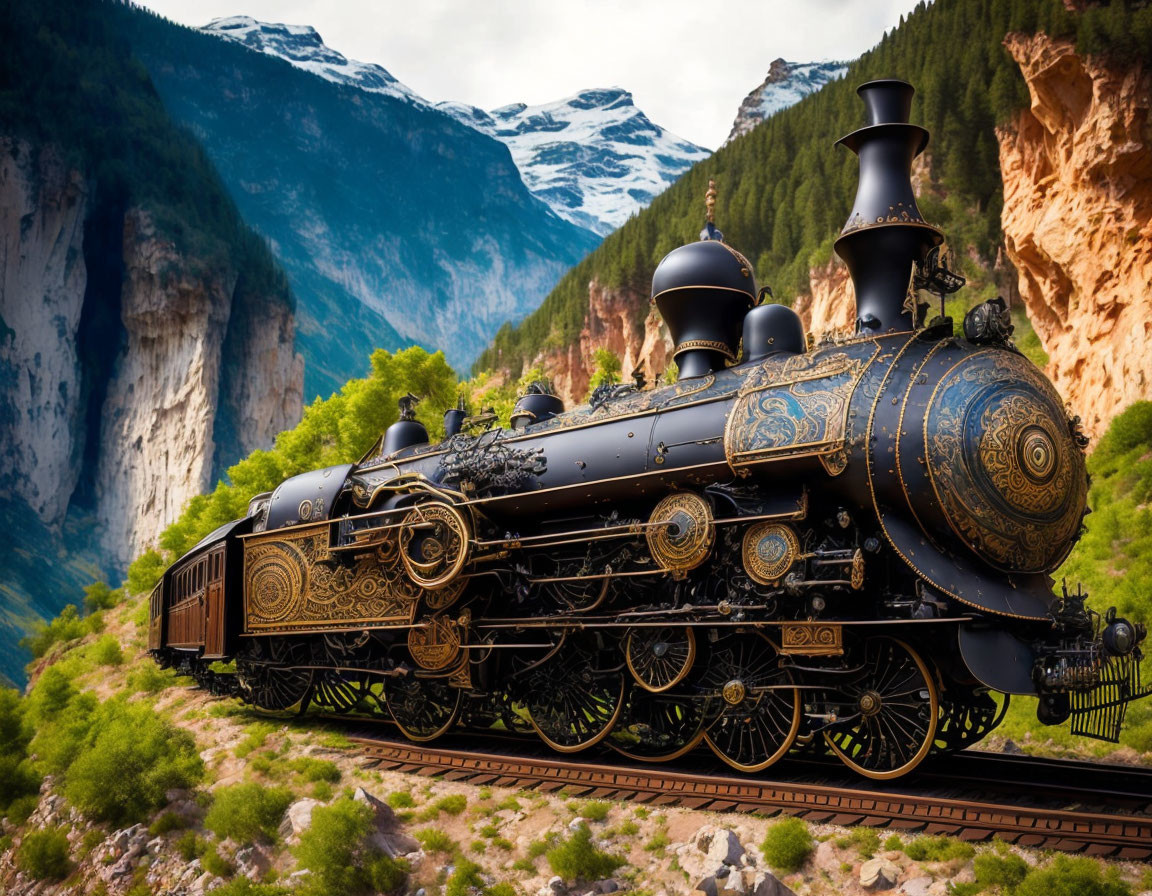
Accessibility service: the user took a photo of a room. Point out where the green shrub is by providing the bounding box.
[546,823,625,883]
[289,757,341,783]
[208,879,292,896]
[486,884,518,896]
[904,836,975,863]
[149,810,189,835]
[175,830,203,861]
[644,831,669,853]
[311,781,333,801]
[1015,855,1132,896]
[445,859,485,896]
[418,792,467,820]
[415,827,456,854]
[883,834,903,852]
[91,635,124,666]
[293,796,408,896]
[840,828,880,858]
[19,604,102,658]
[63,698,202,825]
[528,834,557,858]
[972,852,1029,890]
[386,790,415,809]
[200,844,234,878]
[577,800,610,822]
[16,826,72,880]
[760,817,814,873]
[512,857,536,872]
[495,795,522,812]
[84,582,124,612]
[204,782,294,845]
[234,722,276,758]
[125,661,180,694]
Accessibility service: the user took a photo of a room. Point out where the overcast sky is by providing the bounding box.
[136,0,923,149]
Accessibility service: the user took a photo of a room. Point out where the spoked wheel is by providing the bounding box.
[240,662,313,712]
[385,674,463,742]
[700,633,800,772]
[608,688,706,762]
[823,637,939,779]
[626,626,696,692]
[934,687,1008,754]
[308,670,371,714]
[518,632,625,752]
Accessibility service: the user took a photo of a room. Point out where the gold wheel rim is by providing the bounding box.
[625,626,697,693]
[529,675,625,754]
[386,678,463,743]
[822,637,939,780]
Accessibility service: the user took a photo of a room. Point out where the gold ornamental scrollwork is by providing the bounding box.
[780,623,844,656]
[646,492,714,579]
[742,523,800,585]
[408,615,462,671]
[243,523,420,632]
[399,502,471,589]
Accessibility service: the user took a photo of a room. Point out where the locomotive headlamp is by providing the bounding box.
[1103,618,1137,656]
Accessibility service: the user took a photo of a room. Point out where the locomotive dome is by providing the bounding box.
[652,181,757,379]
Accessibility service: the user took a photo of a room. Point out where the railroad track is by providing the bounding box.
[349,730,1152,859]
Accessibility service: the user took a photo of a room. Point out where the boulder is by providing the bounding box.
[279,797,322,842]
[235,844,273,880]
[860,857,901,890]
[899,877,933,896]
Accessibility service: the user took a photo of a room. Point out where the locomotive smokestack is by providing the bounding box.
[835,79,942,333]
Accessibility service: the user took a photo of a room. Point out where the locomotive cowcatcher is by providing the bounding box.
[148,80,1150,779]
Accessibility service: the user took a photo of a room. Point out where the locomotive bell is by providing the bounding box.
[835,79,943,334]
[741,301,806,363]
[652,181,757,379]
[382,393,428,456]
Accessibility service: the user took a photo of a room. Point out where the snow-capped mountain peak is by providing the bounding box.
[202,16,421,102]
[726,58,849,144]
[438,88,710,236]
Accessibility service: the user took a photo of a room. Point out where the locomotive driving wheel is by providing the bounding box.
[307,670,371,715]
[608,688,706,762]
[239,661,313,712]
[933,687,1008,754]
[700,632,801,772]
[626,626,696,692]
[385,673,463,742]
[823,637,938,779]
[518,632,625,752]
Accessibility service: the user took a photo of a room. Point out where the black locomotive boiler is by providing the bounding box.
[148,80,1149,779]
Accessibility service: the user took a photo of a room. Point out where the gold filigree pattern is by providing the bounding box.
[244,524,420,632]
[742,523,800,585]
[725,350,873,468]
[647,492,714,578]
[399,503,471,589]
[408,615,462,671]
[780,623,843,656]
[925,350,1088,573]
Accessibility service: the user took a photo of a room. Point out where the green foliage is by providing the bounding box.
[208,879,292,896]
[19,604,103,659]
[200,844,234,878]
[386,790,415,809]
[475,0,1152,382]
[204,782,295,845]
[0,689,40,815]
[175,830,203,862]
[904,836,975,863]
[883,834,904,852]
[293,796,409,896]
[63,698,203,826]
[149,810,190,836]
[644,830,669,853]
[418,792,467,820]
[445,859,485,896]
[837,827,880,858]
[486,884,518,896]
[288,757,341,783]
[574,800,610,822]
[586,348,622,396]
[125,346,456,593]
[1014,855,1131,896]
[414,827,456,854]
[15,826,72,881]
[234,722,276,759]
[91,634,124,666]
[760,817,814,873]
[972,851,1030,891]
[546,823,625,884]
[83,582,124,612]
[495,795,521,812]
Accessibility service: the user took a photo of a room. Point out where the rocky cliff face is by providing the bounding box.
[0,139,88,526]
[93,211,303,566]
[0,140,304,572]
[792,258,855,339]
[999,33,1152,439]
[521,279,671,406]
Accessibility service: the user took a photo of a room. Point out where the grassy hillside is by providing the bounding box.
[475,0,1152,377]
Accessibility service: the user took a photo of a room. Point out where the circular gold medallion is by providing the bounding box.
[742,523,800,585]
[399,502,471,589]
[407,615,461,671]
[722,679,747,706]
[646,493,714,577]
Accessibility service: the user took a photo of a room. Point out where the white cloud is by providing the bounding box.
[135,0,923,149]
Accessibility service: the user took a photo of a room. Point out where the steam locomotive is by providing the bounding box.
[148,80,1149,779]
